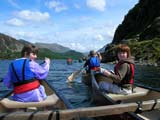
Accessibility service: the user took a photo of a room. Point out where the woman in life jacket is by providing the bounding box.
[99,44,135,94]
[3,45,50,102]
[83,50,102,73]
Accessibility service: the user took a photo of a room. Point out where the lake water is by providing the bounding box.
[0,59,160,109]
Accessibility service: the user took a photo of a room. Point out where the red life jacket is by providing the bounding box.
[14,80,40,94]
[114,62,135,85]
[91,67,100,71]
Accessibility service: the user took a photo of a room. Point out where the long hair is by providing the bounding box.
[116,44,131,60]
[21,45,38,57]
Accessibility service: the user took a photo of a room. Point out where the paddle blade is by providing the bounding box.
[67,70,81,82]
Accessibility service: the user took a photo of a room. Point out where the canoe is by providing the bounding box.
[0,76,159,120]
[66,58,73,65]
[0,80,73,120]
[88,71,160,120]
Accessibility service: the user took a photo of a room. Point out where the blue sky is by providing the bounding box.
[0,0,138,52]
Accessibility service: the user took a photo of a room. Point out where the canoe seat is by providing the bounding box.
[106,87,149,102]
[0,94,59,108]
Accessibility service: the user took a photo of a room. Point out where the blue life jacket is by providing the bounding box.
[89,56,100,69]
[9,58,35,86]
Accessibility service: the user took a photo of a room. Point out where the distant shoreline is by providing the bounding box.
[106,60,159,67]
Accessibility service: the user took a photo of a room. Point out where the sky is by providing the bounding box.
[0,0,138,52]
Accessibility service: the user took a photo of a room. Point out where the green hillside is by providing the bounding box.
[0,33,85,60]
[38,48,84,60]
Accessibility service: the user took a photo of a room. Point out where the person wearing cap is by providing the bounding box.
[83,50,102,73]
[3,45,50,102]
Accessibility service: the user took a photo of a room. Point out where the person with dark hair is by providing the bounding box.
[84,50,102,73]
[99,44,135,94]
[3,44,50,102]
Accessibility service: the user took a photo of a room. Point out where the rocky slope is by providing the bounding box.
[113,0,160,43]
[103,0,160,66]
[0,33,25,52]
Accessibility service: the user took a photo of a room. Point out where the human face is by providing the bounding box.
[117,51,128,60]
[29,53,37,61]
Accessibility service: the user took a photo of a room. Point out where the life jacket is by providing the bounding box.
[114,62,135,85]
[10,59,40,94]
[89,57,100,71]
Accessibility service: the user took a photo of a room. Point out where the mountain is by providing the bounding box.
[113,0,160,43]
[34,42,85,59]
[35,42,70,53]
[102,0,160,66]
[0,33,84,59]
[0,33,27,59]
[0,33,24,52]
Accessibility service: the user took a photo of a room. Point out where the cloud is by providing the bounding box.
[46,0,68,12]
[70,43,86,51]
[15,10,50,22]
[4,23,114,52]
[94,34,104,41]
[48,23,115,52]
[6,18,24,26]
[8,0,20,9]
[3,18,116,52]
[86,0,106,12]
[7,30,47,43]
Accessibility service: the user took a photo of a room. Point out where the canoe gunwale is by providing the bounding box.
[134,83,160,92]
[90,70,160,120]
[91,71,117,104]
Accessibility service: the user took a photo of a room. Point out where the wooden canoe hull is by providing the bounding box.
[88,71,160,120]
[0,80,73,113]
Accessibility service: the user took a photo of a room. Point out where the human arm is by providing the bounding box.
[109,63,129,83]
[29,58,50,80]
[100,68,112,76]
[97,52,102,61]
[100,63,129,83]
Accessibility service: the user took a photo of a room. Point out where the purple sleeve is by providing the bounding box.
[29,61,50,80]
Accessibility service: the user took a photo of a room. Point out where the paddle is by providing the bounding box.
[67,68,84,82]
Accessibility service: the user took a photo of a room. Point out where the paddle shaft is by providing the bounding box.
[67,68,84,82]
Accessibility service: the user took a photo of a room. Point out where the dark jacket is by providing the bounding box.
[109,57,135,86]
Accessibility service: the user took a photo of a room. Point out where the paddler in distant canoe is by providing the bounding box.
[83,50,102,73]
[67,58,73,65]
